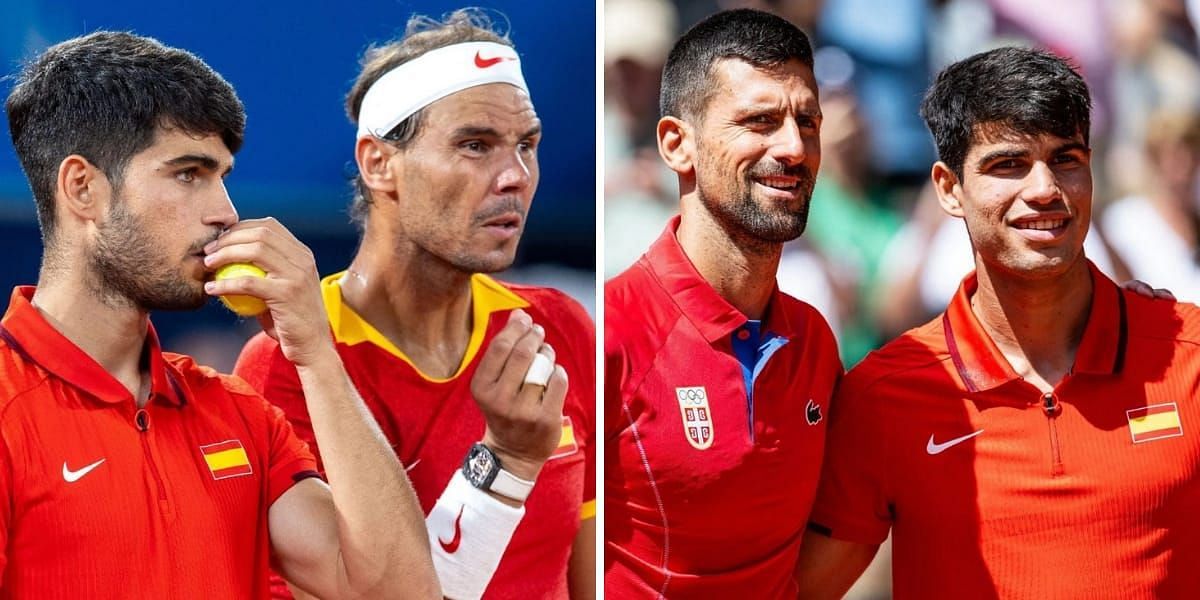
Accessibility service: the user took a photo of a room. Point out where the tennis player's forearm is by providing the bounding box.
[295,349,437,597]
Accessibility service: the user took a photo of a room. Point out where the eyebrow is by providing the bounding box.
[975,141,1089,167]
[451,124,543,140]
[164,154,233,176]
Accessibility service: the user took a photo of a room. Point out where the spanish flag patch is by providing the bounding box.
[549,415,579,460]
[1126,403,1183,444]
[200,439,254,479]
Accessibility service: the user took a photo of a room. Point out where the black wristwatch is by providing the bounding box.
[462,442,535,502]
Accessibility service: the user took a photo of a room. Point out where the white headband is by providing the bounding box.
[356,41,529,138]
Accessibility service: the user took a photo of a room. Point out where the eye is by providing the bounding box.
[460,140,488,154]
[518,138,539,154]
[176,169,197,183]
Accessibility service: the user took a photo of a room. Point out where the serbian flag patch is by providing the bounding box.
[1126,403,1184,444]
[549,416,579,460]
[200,440,254,479]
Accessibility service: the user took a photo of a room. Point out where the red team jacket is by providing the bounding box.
[0,287,318,598]
[812,263,1200,598]
[605,219,842,598]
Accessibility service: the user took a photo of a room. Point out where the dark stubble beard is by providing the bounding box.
[427,195,527,274]
[89,199,214,311]
[696,152,815,246]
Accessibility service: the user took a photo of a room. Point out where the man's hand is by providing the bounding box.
[1121,279,1176,301]
[202,218,332,367]
[470,309,569,492]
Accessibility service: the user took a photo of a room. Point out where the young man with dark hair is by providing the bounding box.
[605,9,841,598]
[797,46,1200,598]
[1,31,438,598]
[234,9,595,600]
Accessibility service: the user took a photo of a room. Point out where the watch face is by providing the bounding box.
[464,445,497,486]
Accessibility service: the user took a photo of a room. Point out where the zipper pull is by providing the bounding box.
[1042,392,1060,416]
[135,408,150,432]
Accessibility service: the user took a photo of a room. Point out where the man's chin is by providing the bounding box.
[449,250,517,275]
[740,210,809,244]
[137,287,210,312]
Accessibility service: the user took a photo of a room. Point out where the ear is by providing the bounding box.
[657,116,695,177]
[931,161,965,218]
[56,154,106,224]
[355,136,399,195]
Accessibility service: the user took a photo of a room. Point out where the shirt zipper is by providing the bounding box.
[1042,392,1064,476]
[136,407,172,515]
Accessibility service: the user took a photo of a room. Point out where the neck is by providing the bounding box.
[340,230,475,378]
[677,196,781,320]
[32,265,150,402]
[969,256,1093,391]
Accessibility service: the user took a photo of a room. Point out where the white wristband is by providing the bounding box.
[427,471,525,600]
[523,352,554,387]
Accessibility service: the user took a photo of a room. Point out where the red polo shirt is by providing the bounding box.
[235,272,595,599]
[0,287,318,599]
[811,263,1200,598]
[605,217,842,598]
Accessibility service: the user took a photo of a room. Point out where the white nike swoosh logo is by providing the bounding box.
[62,458,106,483]
[926,430,984,455]
[405,459,421,472]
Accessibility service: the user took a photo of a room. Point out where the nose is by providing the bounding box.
[204,180,239,229]
[1023,161,1062,205]
[494,148,535,196]
[771,118,814,167]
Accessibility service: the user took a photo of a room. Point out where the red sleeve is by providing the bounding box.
[259,398,320,507]
[234,333,323,471]
[808,368,893,545]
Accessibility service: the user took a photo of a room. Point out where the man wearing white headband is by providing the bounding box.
[234,9,596,600]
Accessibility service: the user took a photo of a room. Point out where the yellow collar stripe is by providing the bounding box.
[321,272,528,382]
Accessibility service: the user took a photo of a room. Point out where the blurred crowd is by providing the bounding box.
[605,0,1200,370]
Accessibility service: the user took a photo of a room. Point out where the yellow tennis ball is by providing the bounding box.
[213,263,268,316]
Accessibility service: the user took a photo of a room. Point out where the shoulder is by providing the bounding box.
[233,332,296,384]
[841,315,950,399]
[769,291,843,373]
[163,352,292,437]
[502,282,594,331]
[1125,292,1200,346]
[164,352,262,400]
[604,260,678,354]
[0,340,53,417]
[604,259,651,314]
[237,330,284,362]
[775,290,836,341]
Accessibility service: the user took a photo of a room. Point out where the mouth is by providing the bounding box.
[753,175,803,193]
[1009,215,1071,242]
[478,212,524,241]
[481,213,523,230]
[1012,218,1066,231]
